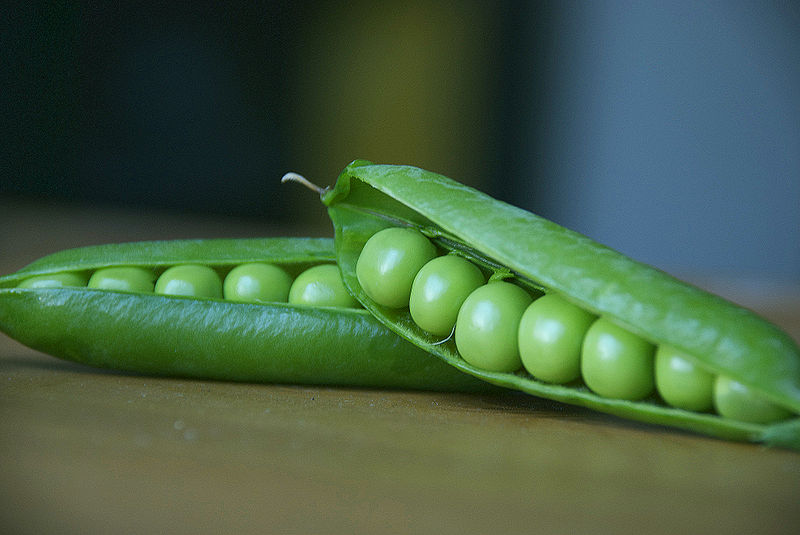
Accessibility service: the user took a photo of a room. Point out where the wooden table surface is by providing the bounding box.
[2,197,799,535]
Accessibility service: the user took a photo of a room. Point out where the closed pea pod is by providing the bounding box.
[289,161,800,449]
[0,237,492,393]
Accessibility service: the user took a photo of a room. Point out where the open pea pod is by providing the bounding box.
[0,237,491,392]
[318,160,800,449]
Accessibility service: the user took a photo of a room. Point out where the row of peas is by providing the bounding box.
[17,263,360,309]
[355,227,793,424]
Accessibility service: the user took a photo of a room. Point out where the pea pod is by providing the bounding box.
[311,160,800,449]
[0,237,491,392]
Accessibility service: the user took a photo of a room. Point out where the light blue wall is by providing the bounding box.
[519,1,799,282]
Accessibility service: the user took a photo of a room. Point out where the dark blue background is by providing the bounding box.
[2,1,798,283]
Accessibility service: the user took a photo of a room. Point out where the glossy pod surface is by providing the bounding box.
[321,160,800,449]
[0,238,491,392]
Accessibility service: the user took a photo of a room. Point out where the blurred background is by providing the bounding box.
[2,1,798,299]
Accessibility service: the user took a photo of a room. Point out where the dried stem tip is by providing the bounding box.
[281,172,327,195]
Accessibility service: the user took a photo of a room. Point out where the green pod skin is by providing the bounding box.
[318,160,800,449]
[0,238,491,393]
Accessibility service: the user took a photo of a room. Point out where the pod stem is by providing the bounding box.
[281,172,328,196]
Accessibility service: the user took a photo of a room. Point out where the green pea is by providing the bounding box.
[288,264,359,308]
[518,293,596,384]
[154,265,222,299]
[581,318,655,400]
[454,281,532,372]
[409,255,485,336]
[88,267,155,293]
[355,227,437,308]
[713,376,792,424]
[655,345,714,412]
[223,263,292,303]
[18,272,88,288]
